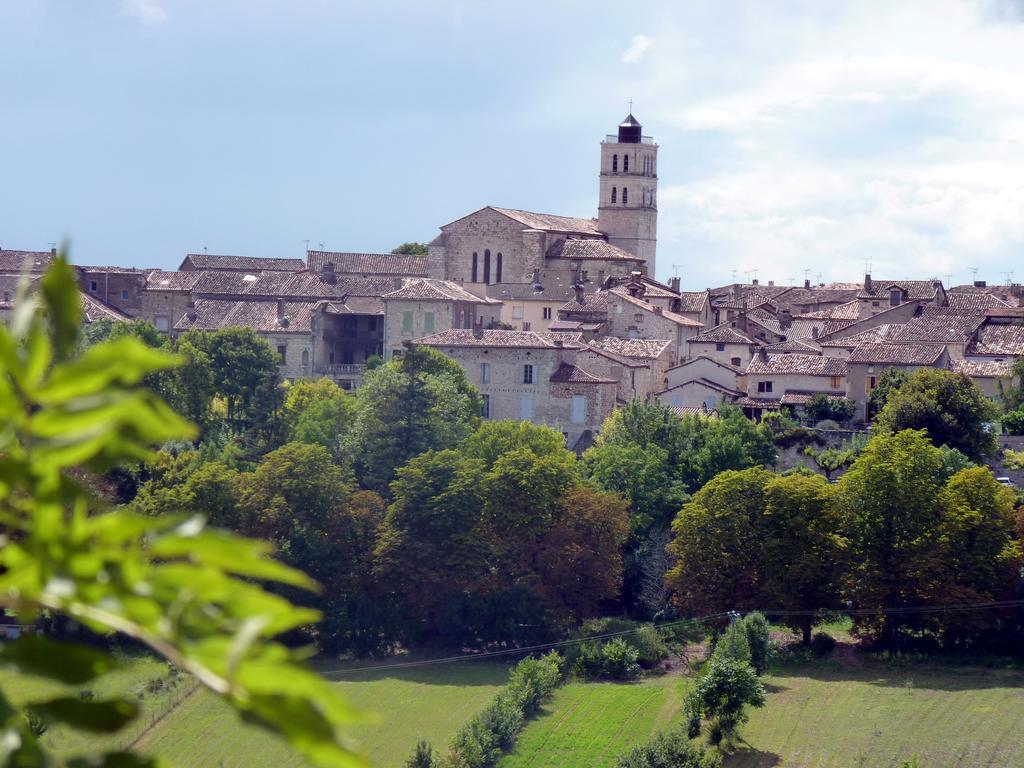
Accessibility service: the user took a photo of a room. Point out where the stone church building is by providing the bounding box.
[427,113,659,297]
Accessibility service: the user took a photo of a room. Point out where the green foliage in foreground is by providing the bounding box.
[0,255,361,767]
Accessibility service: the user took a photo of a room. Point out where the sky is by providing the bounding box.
[1,0,1023,289]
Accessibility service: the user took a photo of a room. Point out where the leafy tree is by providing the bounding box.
[463,420,570,469]
[202,326,280,423]
[617,728,721,768]
[742,612,771,674]
[285,379,355,461]
[874,368,998,460]
[868,367,910,417]
[374,450,487,641]
[665,468,773,615]
[348,346,482,492]
[804,393,856,424]
[691,656,766,744]
[391,242,429,255]
[802,445,854,480]
[0,255,361,766]
[761,473,842,643]
[407,740,435,768]
[1002,408,1024,436]
[998,356,1024,411]
[710,619,751,666]
[834,430,951,645]
[938,444,975,480]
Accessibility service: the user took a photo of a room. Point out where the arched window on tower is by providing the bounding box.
[623,155,629,172]
[484,249,491,284]
[612,154,618,172]
[472,252,478,282]
[496,253,503,283]
[622,187,628,204]
[611,187,617,204]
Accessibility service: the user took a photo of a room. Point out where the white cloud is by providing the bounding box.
[121,0,168,25]
[621,34,652,64]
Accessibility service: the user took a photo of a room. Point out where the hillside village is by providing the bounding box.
[3,115,1022,448]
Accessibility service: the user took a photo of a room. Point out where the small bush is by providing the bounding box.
[506,651,562,715]
[601,638,642,681]
[810,632,837,656]
[711,621,751,666]
[632,625,669,668]
[1002,409,1024,436]
[1004,448,1024,471]
[406,740,435,768]
[742,613,771,674]
[617,728,719,768]
[683,695,702,739]
[814,419,841,431]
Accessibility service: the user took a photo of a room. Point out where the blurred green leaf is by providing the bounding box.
[67,752,169,768]
[0,636,119,685]
[38,251,80,361]
[29,697,138,734]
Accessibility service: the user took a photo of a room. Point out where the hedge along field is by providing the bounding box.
[135,661,509,767]
[729,662,1024,768]
[498,674,687,768]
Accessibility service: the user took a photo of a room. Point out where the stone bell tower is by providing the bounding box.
[596,113,658,276]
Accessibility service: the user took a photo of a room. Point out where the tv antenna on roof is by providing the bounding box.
[969,267,978,281]
[863,256,872,274]
[944,274,952,287]
[802,268,811,283]
[731,268,738,282]
[203,246,208,254]
[303,239,310,253]
[816,272,823,284]
[1003,270,1015,285]
[318,242,325,250]
[671,263,683,278]
[745,268,758,283]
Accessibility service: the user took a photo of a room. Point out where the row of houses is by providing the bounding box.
[3,245,1022,444]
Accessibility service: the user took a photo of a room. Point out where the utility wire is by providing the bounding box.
[323,598,1024,678]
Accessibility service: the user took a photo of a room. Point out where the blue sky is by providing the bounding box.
[2,0,1022,289]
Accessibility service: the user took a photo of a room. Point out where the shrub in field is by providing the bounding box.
[1002,409,1024,436]
[742,613,771,674]
[632,625,670,668]
[810,632,837,656]
[710,621,751,666]
[601,638,642,680]
[569,618,669,669]
[507,652,563,715]
[407,740,435,768]
[616,728,722,768]
[691,656,766,743]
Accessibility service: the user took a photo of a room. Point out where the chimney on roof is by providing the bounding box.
[276,298,285,322]
[812,326,819,339]
[654,306,663,315]
[974,280,987,288]
[779,308,792,329]
[574,284,585,303]
[669,276,681,293]
[768,280,774,287]
[473,317,484,339]
[864,273,872,293]
[758,345,768,361]
[804,278,811,289]
[752,278,759,286]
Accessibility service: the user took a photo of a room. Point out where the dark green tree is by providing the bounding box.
[391,242,430,255]
[868,367,910,417]
[691,656,766,744]
[875,368,998,460]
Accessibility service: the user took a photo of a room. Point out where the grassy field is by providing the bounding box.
[728,661,1024,768]
[134,661,508,768]
[0,654,189,759]
[498,673,687,768]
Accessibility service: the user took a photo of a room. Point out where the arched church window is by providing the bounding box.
[472,252,478,282]
[611,187,617,204]
[496,253,503,283]
[622,187,628,204]
[484,249,491,284]
[623,155,629,172]
[612,154,618,172]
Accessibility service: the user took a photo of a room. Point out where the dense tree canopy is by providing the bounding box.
[874,368,998,460]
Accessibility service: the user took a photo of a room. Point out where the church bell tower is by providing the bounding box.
[597,113,658,277]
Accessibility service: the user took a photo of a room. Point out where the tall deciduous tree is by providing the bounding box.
[348,346,481,492]
[874,368,998,460]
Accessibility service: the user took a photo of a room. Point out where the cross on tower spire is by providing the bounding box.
[628,98,633,113]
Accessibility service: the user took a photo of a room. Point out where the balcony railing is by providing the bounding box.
[603,135,656,144]
[317,363,367,375]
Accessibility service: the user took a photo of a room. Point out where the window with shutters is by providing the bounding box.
[571,395,586,424]
[523,364,534,384]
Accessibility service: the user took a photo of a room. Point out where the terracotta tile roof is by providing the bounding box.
[765,338,821,354]
[795,300,861,321]
[326,296,384,315]
[970,324,1024,356]
[779,390,848,406]
[589,336,672,360]
[546,238,644,262]
[746,353,847,377]
[414,329,585,349]
[383,278,490,303]
[885,307,985,344]
[490,207,602,235]
[747,307,784,336]
[677,291,709,314]
[80,292,131,323]
[666,354,744,375]
[691,323,757,345]
[180,254,305,272]
[949,359,1013,378]
[776,287,860,308]
[488,282,575,302]
[658,378,743,396]
[173,298,321,333]
[847,342,947,365]
[145,270,203,291]
[0,249,55,273]
[548,363,617,384]
[670,405,721,419]
[559,292,610,313]
[857,279,941,300]
[612,289,704,327]
[306,250,428,277]
[946,291,1012,311]
[735,396,781,409]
